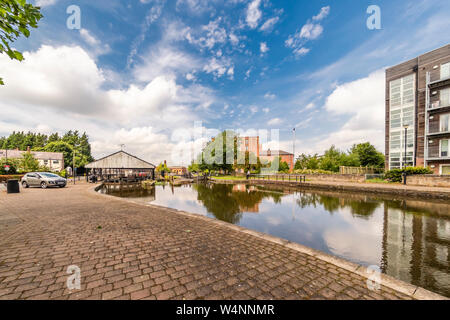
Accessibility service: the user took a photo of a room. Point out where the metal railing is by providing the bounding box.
[248,174,306,183]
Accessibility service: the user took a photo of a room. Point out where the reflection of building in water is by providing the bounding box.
[382,202,450,296]
[232,184,260,212]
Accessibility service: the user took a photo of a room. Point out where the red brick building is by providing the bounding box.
[385,44,450,174]
[259,149,294,171]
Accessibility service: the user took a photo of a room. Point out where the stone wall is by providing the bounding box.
[407,174,450,187]
[304,174,366,183]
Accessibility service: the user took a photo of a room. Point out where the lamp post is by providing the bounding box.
[73,149,76,185]
[402,124,409,185]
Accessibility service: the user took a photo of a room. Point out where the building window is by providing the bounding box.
[441,88,450,107]
[441,62,450,79]
[44,160,48,165]
[440,113,450,132]
[441,139,449,157]
[389,74,416,169]
[53,160,59,164]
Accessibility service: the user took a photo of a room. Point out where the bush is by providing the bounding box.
[384,167,433,183]
[0,175,24,183]
[294,169,337,175]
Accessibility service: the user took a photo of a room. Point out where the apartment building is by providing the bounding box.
[385,44,450,174]
[238,136,261,157]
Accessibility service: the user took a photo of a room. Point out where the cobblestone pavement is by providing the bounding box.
[0,183,417,300]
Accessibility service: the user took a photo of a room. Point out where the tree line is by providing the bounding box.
[295,143,385,172]
[0,130,94,170]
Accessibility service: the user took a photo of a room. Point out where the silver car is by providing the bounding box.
[21,172,67,189]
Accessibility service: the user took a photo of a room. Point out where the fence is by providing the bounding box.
[339,166,380,175]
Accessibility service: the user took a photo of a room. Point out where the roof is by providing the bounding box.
[169,166,187,169]
[85,151,156,169]
[0,149,64,161]
[259,150,293,156]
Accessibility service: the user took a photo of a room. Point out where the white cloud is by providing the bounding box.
[35,0,58,6]
[312,6,330,21]
[246,0,262,29]
[260,42,269,54]
[250,106,258,114]
[285,6,330,57]
[79,29,111,57]
[134,45,200,82]
[0,45,215,165]
[259,17,279,32]
[127,0,166,67]
[268,118,282,126]
[294,47,310,56]
[203,57,234,79]
[264,92,276,100]
[186,18,228,50]
[307,70,385,153]
[299,23,323,40]
[262,108,270,113]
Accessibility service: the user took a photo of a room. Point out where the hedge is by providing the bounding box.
[384,167,433,183]
[0,175,25,183]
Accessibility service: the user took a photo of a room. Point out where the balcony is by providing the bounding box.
[428,75,450,90]
[427,128,450,136]
[426,145,450,160]
[428,100,450,111]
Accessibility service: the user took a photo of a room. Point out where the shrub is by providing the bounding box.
[384,167,433,183]
[294,169,336,175]
[0,175,24,183]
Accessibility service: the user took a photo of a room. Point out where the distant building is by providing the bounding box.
[385,44,450,174]
[170,166,187,175]
[259,149,294,171]
[0,148,64,172]
[85,150,155,179]
[238,136,261,157]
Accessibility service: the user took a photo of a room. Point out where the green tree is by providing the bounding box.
[350,142,385,168]
[156,162,170,173]
[40,141,73,168]
[0,0,43,85]
[319,145,343,172]
[20,151,39,172]
[295,153,320,170]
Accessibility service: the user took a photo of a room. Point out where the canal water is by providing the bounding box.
[99,182,450,297]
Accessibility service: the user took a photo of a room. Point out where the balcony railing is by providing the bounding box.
[427,145,450,159]
[429,74,450,85]
[428,100,450,110]
[428,126,450,136]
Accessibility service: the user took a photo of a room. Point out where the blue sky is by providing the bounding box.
[1,0,450,165]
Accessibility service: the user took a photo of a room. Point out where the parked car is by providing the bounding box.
[21,172,67,189]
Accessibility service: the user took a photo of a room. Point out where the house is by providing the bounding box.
[170,166,187,175]
[385,44,450,174]
[259,149,294,171]
[0,148,64,172]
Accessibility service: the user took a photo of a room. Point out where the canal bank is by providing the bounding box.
[0,182,446,300]
[210,178,450,201]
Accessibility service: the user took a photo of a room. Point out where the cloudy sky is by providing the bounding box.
[1,0,450,165]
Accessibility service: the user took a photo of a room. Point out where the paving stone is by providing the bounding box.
[0,183,423,300]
